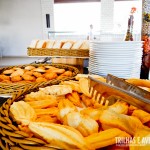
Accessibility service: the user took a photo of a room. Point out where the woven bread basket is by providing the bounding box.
[0,79,65,150]
[0,63,79,95]
[27,47,89,57]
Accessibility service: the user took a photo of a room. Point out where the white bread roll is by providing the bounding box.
[80,41,89,50]
[52,40,64,49]
[36,40,47,48]
[62,41,74,49]
[46,40,55,48]
[71,41,83,49]
[29,39,39,48]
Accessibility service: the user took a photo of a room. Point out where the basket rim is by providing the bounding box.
[0,79,65,149]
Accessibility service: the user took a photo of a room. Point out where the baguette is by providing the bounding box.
[85,128,131,149]
[29,122,91,150]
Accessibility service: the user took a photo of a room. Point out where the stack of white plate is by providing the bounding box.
[89,41,143,78]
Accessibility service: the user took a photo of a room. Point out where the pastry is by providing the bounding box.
[3,69,14,75]
[43,72,58,80]
[11,75,22,82]
[22,74,36,81]
[25,65,36,70]
[39,85,72,96]
[28,122,91,150]
[10,101,37,125]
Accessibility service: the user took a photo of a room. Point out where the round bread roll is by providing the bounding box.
[3,69,14,75]
[25,66,36,71]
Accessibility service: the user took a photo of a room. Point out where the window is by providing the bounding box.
[54,1,142,34]
[54,2,101,33]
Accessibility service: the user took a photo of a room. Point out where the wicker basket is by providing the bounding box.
[0,79,66,150]
[0,63,79,95]
[27,47,89,57]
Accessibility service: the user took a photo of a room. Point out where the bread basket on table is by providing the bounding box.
[27,48,89,58]
[0,63,79,96]
[0,73,150,150]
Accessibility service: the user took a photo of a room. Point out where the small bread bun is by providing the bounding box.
[25,66,36,70]
[52,40,64,49]
[29,39,39,48]
[62,41,74,49]
[80,40,89,50]
[46,40,55,48]
[33,68,46,73]
[3,69,14,75]
[10,69,24,77]
[36,40,47,48]
[39,85,72,95]
[71,41,83,49]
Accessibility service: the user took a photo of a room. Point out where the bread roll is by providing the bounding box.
[46,40,55,48]
[52,40,64,49]
[29,39,39,48]
[62,41,74,49]
[71,41,83,49]
[36,40,47,48]
[80,41,89,50]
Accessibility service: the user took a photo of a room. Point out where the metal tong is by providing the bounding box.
[88,74,150,113]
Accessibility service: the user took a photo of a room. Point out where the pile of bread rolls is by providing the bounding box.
[0,65,73,83]
[29,39,89,50]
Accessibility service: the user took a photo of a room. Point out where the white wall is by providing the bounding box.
[0,0,43,56]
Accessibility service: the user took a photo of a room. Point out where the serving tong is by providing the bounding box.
[88,74,150,113]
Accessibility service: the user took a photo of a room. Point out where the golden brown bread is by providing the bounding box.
[61,80,82,93]
[85,128,131,149]
[99,109,143,135]
[108,100,129,114]
[57,99,77,122]
[39,85,72,96]
[63,111,99,137]
[129,127,150,150]
[65,91,83,107]
[132,109,150,124]
[27,99,57,109]
[3,69,14,75]
[10,101,37,125]
[126,78,150,88]
[28,122,91,150]
[24,91,56,102]
[34,107,58,116]
[46,40,55,48]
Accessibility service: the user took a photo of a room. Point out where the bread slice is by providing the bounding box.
[62,41,74,49]
[80,41,89,50]
[52,40,64,49]
[46,40,55,48]
[29,39,39,48]
[36,40,47,48]
[71,41,83,49]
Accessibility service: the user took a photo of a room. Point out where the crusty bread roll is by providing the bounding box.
[52,40,64,49]
[29,39,39,48]
[71,41,83,49]
[36,40,47,48]
[80,41,89,50]
[62,41,74,49]
[46,40,55,48]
